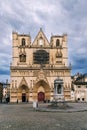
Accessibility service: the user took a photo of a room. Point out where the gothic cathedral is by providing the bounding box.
[10,29,71,102]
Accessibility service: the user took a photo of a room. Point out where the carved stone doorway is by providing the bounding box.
[33,80,50,101]
[18,85,29,102]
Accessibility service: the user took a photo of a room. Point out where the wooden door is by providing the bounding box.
[38,92,45,101]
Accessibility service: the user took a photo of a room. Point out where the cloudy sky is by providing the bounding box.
[0,0,87,82]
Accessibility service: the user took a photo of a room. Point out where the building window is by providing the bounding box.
[56,39,60,47]
[38,37,44,46]
[22,38,26,46]
[20,54,26,62]
[57,84,62,94]
[33,50,49,64]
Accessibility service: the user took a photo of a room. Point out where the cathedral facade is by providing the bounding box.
[10,29,71,102]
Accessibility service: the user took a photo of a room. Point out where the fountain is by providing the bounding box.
[48,78,70,109]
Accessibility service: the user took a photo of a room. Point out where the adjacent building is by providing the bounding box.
[10,29,71,103]
[72,73,87,102]
[3,81,10,102]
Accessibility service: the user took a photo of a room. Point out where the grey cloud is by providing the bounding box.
[0,0,87,80]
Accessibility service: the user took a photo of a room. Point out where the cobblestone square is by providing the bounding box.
[0,103,87,130]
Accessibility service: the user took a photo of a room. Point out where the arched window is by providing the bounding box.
[22,38,26,46]
[20,54,26,62]
[56,39,60,47]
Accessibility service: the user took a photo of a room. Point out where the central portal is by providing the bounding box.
[38,92,45,101]
[33,80,50,101]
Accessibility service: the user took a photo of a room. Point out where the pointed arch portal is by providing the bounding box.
[33,80,50,102]
[18,85,29,102]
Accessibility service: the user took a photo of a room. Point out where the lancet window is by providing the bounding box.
[56,39,60,47]
[22,38,26,46]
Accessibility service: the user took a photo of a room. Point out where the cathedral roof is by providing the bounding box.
[32,28,50,47]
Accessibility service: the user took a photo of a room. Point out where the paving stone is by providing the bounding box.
[0,103,87,130]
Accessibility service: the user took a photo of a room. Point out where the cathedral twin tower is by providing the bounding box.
[10,29,71,102]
